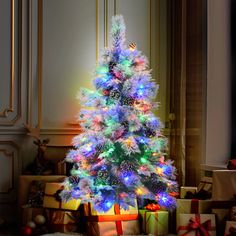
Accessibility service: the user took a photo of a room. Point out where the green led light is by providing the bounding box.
[97,66,109,74]
[121,59,131,67]
[140,157,147,163]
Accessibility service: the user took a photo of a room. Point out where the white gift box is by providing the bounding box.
[212,170,236,200]
[177,214,216,236]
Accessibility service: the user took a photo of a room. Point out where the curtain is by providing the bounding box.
[168,0,207,186]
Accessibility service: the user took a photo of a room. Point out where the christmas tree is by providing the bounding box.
[61,15,178,212]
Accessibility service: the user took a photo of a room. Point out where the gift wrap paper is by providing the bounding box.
[224,221,236,236]
[46,210,79,233]
[212,170,236,200]
[180,186,197,199]
[139,210,168,236]
[177,214,216,236]
[84,201,140,236]
[43,183,81,210]
[176,199,212,230]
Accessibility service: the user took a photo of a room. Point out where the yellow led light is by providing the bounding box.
[156,167,163,175]
[136,188,143,195]
[124,137,133,147]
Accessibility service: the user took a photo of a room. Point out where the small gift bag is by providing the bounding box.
[43,183,80,210]
[177,214,216,236]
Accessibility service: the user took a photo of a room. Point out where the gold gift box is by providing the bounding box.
[43,183,81,210]
[84,201,140,236]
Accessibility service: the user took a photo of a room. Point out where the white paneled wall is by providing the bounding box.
[0,0,169,223]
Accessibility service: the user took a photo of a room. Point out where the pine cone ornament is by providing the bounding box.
[123,97,134,106]
[68,176,80,185]
[110,90,120,99]
[122,121,129,129]
[96,144,104,153]
[145,129,156,137]
[109,61,116,72]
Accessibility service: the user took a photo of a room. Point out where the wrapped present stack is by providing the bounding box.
[176,176,215,235]
[19,175,66,235]
[43,182,82,234]
[176,170,236,236]
[19,177,172,236]
[18,175,85,236]
[211,170,236,235]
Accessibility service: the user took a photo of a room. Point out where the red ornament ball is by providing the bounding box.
[103,90,110,96]
[21,226,32,236]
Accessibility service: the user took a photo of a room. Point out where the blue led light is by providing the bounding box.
[106,201,112,208]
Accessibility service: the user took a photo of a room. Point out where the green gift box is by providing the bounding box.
[139,209,168,236]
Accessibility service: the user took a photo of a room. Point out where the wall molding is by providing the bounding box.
[0,141,20,195]
[0,0,22,126]
[36,0,99,132]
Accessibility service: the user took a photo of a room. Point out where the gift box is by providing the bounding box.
[21,206,45,226]
[212,208,230,236]
[46,209,80,233]
[18,175,66,207]
[139,209,168,236]
[180,186,197,199]
[197,177,213,193]
[224,221,236,236]
[211,200,236,236]
[43,183,81,210]
[176,199,212,230]
[212,170,236,200]
[84,201,140,236]
[177,214,216,236]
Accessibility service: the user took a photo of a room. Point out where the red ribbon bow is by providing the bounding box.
[180,214,213,236]
[144,203,161,211]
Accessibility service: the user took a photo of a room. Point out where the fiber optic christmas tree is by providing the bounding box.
[61,15,178,212]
